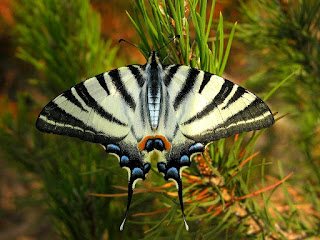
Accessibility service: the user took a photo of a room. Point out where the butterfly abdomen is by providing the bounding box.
[146,52,163,131]
[147,83,161,130]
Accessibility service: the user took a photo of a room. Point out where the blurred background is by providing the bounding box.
[0,0,319,239]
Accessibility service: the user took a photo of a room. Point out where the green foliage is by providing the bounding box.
[125,0,300,239]
[1,0,312,239]
[127,0,236,73]
[1,0,125,239]
[237,0,320,170]
[236,0,320,238]
[14,0,118,96]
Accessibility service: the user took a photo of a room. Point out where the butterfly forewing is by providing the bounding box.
[36,65,147,143]
[163,65,274,143]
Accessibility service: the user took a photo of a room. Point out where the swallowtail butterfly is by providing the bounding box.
[36,49,274,231]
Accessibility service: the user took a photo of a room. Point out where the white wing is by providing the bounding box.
[36,64,152,232]
[162,64,274,144]
[155,64,274,231]
[36,65,146,145]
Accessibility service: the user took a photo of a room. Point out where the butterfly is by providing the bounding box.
[36,49,274,231]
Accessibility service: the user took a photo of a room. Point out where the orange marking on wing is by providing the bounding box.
[138,136,153,151]
[138,135,171,151]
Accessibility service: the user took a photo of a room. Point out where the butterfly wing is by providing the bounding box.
[36,65,151,230]
[36,65,146,143]
[163,65,274,144]
[157,65,274,230]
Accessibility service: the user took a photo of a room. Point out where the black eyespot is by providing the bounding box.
[188,143,204,155]
[145,139,154,152]
[157,162,166,174]
[106,144,121,155]
[143,163,151,174]
[154,139,165,151]
[131,168,145,180]
[166,167,179,180]
[120,155,129,167]
[180,155,190,166]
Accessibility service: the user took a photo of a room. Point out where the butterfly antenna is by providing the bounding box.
[177,177,189,231]
[156,35,180,52]
[119,178,134,231]
[118,39,146,52]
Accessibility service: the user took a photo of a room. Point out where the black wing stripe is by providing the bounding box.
[139,91,146,127]
[217,98,272,129]
[211,80,234,106]
[96,73,110,95]
[36,102,126,143]
[128,65,145,87]
[182,79,234,125]
[182,100,273,142]
[247,97,274,127]
[108,69,136,109]
[37,102,96,134]
[172,123,179,139]
[222,86,246,110]
[220,85,247,132]
[198,71,212,94]
[75,83,127,126]
[173,68,199,110]
[164,65,180,86]
[62,90,88,112]
[164,91,171,128]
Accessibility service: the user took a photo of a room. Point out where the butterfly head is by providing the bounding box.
[146,35,181,69]
[147,51,161,68]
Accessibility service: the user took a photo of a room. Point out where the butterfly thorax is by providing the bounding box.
[146,52,163,130]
